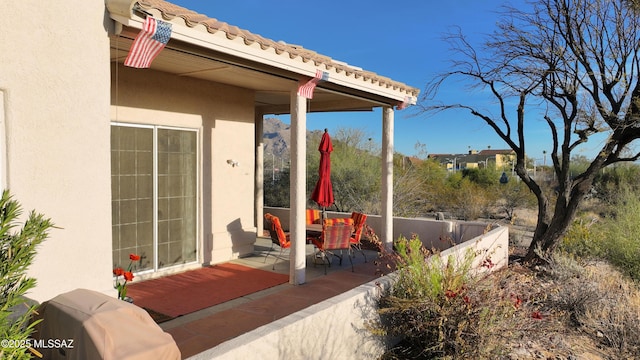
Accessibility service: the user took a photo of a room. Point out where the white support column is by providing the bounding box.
[255,111,264,236]
[289,90,307,285]
[381,107,394,250]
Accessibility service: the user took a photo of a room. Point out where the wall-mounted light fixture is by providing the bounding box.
[226,159,239,167]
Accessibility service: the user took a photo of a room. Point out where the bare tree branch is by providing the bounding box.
[420,0,640,263]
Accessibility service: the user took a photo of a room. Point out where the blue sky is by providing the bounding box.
[169,0,604,162]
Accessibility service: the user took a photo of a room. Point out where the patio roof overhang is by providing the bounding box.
[106,0,418,286]
[106,0,419,115]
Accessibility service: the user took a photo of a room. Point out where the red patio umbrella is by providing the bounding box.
[311,129,335,217]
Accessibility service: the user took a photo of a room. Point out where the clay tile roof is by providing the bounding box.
[136,0,419,98]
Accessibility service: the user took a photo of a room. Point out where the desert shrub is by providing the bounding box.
[496,180,537,221]
[389,235,474,300]
[559,217,603,259]
[591,189,640,281]
[375,235,511,359]
[460,167,500,187]
[582,267,640,356]
[375,240,640,359]
[0,190,54,360]
[593,164,640,206]
[541,252,600,326]
[438,177,493,220]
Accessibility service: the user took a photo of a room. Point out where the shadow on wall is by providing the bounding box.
[227,218,256,256]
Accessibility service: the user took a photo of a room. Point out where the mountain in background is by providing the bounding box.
[263,117,290,159]
[263,117,323,160]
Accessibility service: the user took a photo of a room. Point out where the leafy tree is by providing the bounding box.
[498,180,537,221]
[461,167,500,187]
[593,163,640,206]
[264,167,290,207]
[422,0,640,263]
[305,127,381,214]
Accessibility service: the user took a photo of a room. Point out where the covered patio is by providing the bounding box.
[107,0,419,285]
[130,212,509,359]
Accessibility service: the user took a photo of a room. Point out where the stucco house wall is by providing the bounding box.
[111,65,257,271]
[2,0,418,304]
[1,2,260,302]
[1,2,113,302]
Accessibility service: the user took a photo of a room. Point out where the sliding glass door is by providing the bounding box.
[111,124,198,272]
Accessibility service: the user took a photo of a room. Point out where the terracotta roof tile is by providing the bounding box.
[137,0,419,98]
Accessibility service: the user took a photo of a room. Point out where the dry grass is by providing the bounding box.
[376,207,640,359]
[379,249,640,359]
[481,254,640,359]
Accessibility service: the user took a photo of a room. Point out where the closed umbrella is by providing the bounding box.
[311,129,334,218]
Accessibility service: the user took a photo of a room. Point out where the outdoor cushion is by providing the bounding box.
[305,209,322,224]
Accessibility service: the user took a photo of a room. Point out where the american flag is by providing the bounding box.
[297,70,329,99]
[124,17,172,68]
[396,96,411,110]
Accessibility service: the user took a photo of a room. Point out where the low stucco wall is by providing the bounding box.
[441,225,509,273]
[188,276,393,360]
[191,221,509,360]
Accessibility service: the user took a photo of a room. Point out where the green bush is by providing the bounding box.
[560,218,602,259]
[439,177,493,220]
[376,235,486,358]
[0,190,54,360]
[592,189,640,281]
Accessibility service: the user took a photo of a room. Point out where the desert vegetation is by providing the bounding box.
[263,0,640,356]
[368,161,640,359]
[265,126,539,223]
[374,244,640,359]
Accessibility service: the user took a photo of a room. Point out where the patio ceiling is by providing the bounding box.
[107,0,419,116]
[110,34,376,115]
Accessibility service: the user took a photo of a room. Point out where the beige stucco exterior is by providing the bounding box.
[2,2,261,302]
[1,2,113,302]
[1,0,418,304]
[111,66,258,272]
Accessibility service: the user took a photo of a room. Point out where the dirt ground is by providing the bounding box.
[496,209,629,360]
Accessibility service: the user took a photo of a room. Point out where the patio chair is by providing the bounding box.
[305,209,322,225]
[310,218,354,274]
[264,213,291,270]
[350,212,368,262]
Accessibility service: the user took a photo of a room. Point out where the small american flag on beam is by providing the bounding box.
[396,96,411,110]
[297,70,329,99]
[124,17,172,68]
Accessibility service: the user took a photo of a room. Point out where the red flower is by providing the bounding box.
[514,297,522,309]
[445,289,458,298]
[510,293,522,309]
[114,254,141,300]
[531,311,543,319]
[481,258,495,269]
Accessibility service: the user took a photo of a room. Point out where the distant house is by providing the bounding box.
[429,149,516,171]
[2,0,418,302]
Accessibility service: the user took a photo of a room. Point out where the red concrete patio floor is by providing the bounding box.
[158,242,382,359]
